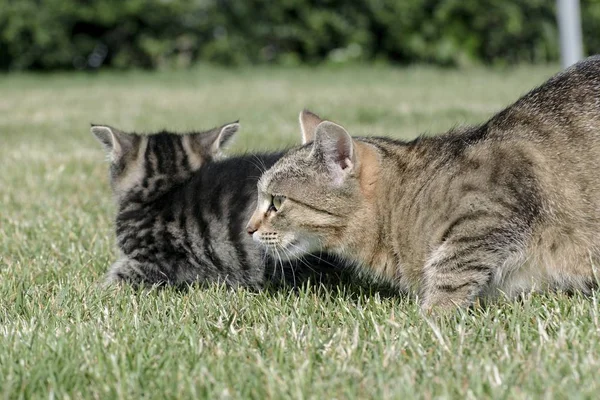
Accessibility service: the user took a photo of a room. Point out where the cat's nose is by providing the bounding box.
[246,214,261,235]
[246,221,259,235]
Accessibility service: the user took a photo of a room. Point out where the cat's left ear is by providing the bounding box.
[91,124,135,162]
[299,109,324,144]
[198,121,240,155]
[311,121,356,185]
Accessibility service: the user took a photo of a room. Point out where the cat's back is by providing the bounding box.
[194,151,284,205]
[487,57,600,207]
[489,56,600,143]
[183,150,285,241]
[425,56,600,193]
[126,151,285,287]
[518,55,600,107]
[365,57,600,185]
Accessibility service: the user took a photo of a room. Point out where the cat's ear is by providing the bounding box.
[199,121,240,154]
[311,121,356,185]
[299,109,324,144]
[91,124,135,161]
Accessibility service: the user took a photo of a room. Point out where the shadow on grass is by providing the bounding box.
[140,255,404,305]
[264,263,402,302]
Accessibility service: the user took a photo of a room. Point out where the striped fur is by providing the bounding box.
[93,123,336,288]
[248,56,600,312]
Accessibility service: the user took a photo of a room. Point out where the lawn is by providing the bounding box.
[2,64,599,399]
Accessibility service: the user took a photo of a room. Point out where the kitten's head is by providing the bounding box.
[92,121,239,200]
[246,110,372,260]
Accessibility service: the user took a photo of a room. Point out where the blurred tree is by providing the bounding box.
[0,0,595,70]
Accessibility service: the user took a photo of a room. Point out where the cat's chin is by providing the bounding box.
[265,235,321,261]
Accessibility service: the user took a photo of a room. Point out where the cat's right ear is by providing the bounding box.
[299,109,324,144]
[91,124,133,161]
[311,121,356,186]
[196,121,240,155]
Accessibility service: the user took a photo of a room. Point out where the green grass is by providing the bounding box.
[2,64,600,399]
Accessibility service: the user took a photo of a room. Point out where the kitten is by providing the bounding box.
[92,122,335,288]
[247,56,600,312]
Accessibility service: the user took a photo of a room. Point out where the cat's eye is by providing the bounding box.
[271,195,286,212]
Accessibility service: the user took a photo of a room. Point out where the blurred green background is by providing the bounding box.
[2,0,599,71]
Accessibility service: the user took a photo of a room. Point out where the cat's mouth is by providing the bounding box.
[253,231,320,260]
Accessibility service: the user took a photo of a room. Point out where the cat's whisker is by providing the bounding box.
[250,154,268,174]
[294,239,340,270]
[286,242,322,275]
[279,244,299,287]
[273,245,286,285]
[245,174,264,182]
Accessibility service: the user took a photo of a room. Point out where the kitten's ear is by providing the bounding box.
[311,121,356,185]
[91,124,134,161]
[200,121,240,154]
[299,109,324,144]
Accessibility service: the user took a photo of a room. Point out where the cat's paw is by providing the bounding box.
[420,298,461,317]
[419,290,474,316]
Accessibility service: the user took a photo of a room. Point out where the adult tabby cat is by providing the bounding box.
[247,56,600,312]
[93,122,334,288]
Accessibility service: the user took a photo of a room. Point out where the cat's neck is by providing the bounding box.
[333,141,402,276]
[337,140,434,287]
[117,173,190,210]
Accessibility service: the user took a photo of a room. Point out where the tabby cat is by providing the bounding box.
[247,56,600,312]
[93,122,334,288]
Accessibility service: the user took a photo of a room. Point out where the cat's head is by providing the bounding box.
[92,121,239,200]
[246,110,376,260]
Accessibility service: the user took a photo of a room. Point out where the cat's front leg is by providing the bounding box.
[420,235,519,313]
[103,257,157,287]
